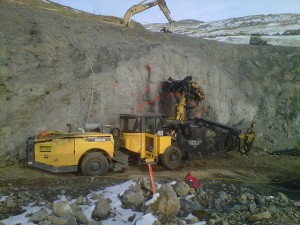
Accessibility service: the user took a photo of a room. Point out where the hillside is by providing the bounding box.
[0,0,300,161]
[145,14,300,46]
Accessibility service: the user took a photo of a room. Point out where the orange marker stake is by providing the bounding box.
[148,163,156,195]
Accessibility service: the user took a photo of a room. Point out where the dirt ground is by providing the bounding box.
[1,151,299,208]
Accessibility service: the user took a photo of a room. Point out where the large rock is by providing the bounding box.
[120,185,145,210]
[277,192,289,202]
[294,201,300,207]
[248,211,272,222]
[150,184,181,217]
[92,195,110,220]
[47,215,77,225]
[139,177,153,192]
[38,220,52,225]
[29,208,49,223]
[70,203,88,224]
[173,180,191,197]
[53,202,73,218]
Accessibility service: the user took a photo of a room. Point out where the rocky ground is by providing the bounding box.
[0,151,299,224]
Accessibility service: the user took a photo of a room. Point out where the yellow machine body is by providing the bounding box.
[120,132,171,159]
[28,132,115,172]
[119,113,173,162]
[27,113,183,175]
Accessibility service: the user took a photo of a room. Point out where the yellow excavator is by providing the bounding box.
[123,0,174,27]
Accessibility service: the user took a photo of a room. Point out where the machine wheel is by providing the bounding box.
[80,152,109,176]
[161,146,182,170]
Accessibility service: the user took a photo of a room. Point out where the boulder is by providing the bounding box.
[92,195,110,220]
[127,214,136,222]
[249,202,257,213]
[29,208,49,223]
[38,220,52,225]
[76,196,83,205]
[139,177,153,192]
[5,196,17,208]
[53,202,73,218]
[186,215,199,224]
[74,210,88,224]
[208,219,216,225]
[120,185,145,209]
[91,193,99,200]
[219,191,228,201]
[48,215,77,225]
[150,184,180,217]
[70,203,88,224]
[45,202,53,209]
[293,201,300,207]
[240,194,248,204]
[278,192,289,202]
[173,180,191,197]
[248,211,272,222]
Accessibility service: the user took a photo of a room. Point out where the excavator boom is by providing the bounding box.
[124,0,174,27]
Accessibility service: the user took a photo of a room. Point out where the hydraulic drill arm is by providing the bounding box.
[123,0,174,27]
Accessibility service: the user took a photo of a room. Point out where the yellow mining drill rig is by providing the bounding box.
[26,76,254,176]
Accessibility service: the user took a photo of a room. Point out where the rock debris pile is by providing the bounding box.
[1,177,300,225]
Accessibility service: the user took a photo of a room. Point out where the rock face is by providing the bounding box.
[0,0,299,159]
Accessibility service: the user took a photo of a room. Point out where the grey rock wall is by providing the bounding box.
[0,1,299,160]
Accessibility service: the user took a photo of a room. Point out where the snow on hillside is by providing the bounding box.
[145,14,300,46]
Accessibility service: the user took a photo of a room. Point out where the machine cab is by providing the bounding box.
[119,113,171,160]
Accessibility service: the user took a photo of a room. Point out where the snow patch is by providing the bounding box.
[145,193,160,206]
[145,14,300,47]
[135,213,158,225]
[0,196,7,202]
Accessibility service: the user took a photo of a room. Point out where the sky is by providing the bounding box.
[49,0,300,24]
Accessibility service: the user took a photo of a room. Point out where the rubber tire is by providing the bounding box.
[161,146,182,170]
[80,152,109,176]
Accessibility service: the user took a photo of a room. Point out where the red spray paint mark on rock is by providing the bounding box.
[145,64,151,74]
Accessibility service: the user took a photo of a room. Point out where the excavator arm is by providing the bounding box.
[157,0,174,26]
[123,0,174,27]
